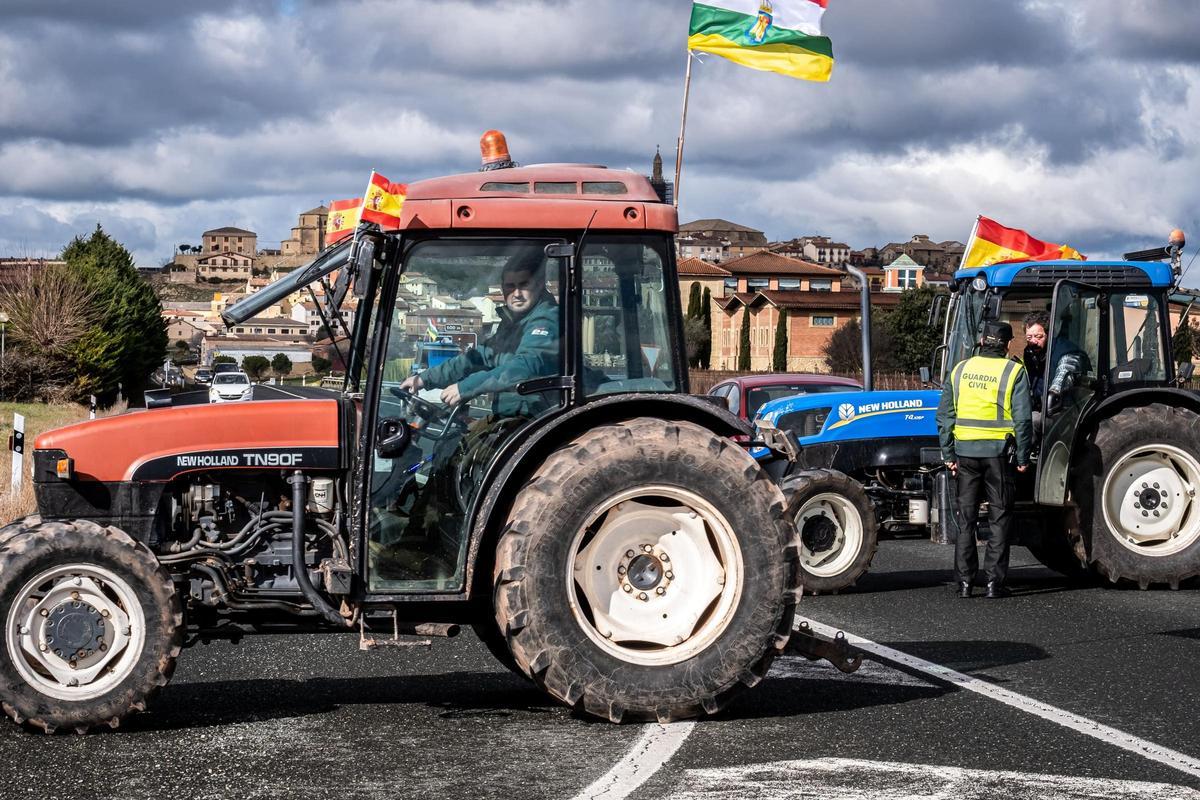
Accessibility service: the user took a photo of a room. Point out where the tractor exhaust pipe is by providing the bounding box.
[289,471,352,628]
[844,264,873,391]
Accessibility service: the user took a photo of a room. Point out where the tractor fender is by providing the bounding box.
[462,393,752,599]
[1066,387,1200,484]
[1084,387,1200,425]
[1072,387,1200,458]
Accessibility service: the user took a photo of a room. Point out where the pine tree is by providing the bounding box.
[61,226,168,405]
[699,287,712,369]
[686,282,702,319]
[737,309,752,371]
[772,310,789,371]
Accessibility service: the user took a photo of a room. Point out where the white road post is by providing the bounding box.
[89,394,97,420]
[10,412,24,497]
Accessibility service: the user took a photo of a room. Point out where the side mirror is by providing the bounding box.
[544,242,575,259]
[919,366,932,385]
[983,293,1002,320]
[927,294,946,329]
[350,233,380,299]
[144,389,173,409]
[376,417,412,459]
[1179,362,1195,382]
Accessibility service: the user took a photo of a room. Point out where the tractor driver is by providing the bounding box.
[399,251,560,418]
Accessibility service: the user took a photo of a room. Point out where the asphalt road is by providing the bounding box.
[1,540,1197,800]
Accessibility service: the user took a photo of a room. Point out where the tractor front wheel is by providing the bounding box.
[1077,404,1200,588]
[782,469,878,594]
[492,418,799,722]
[0,520,182,733]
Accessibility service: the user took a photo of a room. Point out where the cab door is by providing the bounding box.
[1037,280,1104,504]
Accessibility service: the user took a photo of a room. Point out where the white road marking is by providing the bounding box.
[257,384,307,400]
[768,654,933,688]
[799,616,1200,781]
[670,757,1200,800]
[569,722,695,800]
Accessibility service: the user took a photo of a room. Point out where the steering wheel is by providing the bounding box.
[390,386,449,423]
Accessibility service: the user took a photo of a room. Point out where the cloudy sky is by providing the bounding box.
[1,0,1197,272]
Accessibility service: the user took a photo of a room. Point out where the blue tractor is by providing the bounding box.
[754,232,1198,592]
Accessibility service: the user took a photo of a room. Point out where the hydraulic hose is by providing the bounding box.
[289,471,351,627]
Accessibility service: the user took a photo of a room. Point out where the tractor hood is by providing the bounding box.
[35,400,343,483]
[756,390,942,447]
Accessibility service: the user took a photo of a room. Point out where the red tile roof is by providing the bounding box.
[721,251,842,277]
[753,290,903,310]
[677,257,732,277]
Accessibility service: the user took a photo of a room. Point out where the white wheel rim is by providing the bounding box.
[567,485,744,667]
[1102,444,1200,558]
[5,563,147,701]
[796,492,864,578]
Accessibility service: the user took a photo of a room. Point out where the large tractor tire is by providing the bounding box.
[1017,509,1094,582]
[781,469,878,594]
[0,519,183,733]
[1074,404,1200,589]
[492,418,799,723]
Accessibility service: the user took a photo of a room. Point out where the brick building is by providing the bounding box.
[713,290,902,372]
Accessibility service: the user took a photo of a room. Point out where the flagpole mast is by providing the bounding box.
[673,50,695,210]
[959,216,981,270]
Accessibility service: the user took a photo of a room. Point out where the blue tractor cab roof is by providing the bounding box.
[953,260,1174,289]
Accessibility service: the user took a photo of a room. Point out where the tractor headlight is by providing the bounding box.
[971,275,988,292]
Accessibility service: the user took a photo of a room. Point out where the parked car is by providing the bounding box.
[193,368,214,386]
[708,373,863,422]
[209,372,253,403]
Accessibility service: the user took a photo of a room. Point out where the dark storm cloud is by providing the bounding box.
[0,0,1195,262]
[0,0,248,28]
[827,0,1068,69]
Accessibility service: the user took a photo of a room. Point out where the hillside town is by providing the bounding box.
[117,152,969,378]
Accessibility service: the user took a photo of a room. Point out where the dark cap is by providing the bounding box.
[982,321,1014,344]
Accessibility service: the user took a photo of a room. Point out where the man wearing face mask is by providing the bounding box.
[399,251,559,418]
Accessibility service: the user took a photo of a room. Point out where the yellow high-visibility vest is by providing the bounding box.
[950,355,1024,441]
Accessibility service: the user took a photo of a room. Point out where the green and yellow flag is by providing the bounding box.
[688,1,834,82]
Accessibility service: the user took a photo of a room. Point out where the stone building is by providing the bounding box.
[281,206,328,256]
[202,227,257,256]
[677,219,768,263]
[196,251,255,281]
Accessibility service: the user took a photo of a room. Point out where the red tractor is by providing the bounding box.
[0,137,810,732]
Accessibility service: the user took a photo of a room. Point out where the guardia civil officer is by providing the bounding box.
[936,321,1034,599]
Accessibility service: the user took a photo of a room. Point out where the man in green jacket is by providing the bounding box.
[937,321,1034,599]
[399,254,559,418]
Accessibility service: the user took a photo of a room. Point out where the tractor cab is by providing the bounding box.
[941,257,1180,504]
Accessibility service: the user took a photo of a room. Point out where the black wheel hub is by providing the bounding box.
[44,602,105,654]
[801,515,838,553]
[627,554,664,591]
[1138,488,1162,510]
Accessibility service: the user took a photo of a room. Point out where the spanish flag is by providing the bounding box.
[326,198,362,245]
[961,216,1086,269]
[361,171,407,227]
[688,1,834,82]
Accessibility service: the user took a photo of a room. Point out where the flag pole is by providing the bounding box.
[673,50,695,210]
[958,216,981,270]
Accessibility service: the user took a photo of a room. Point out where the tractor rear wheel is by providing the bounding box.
[781,469,878,594]
[1076,404,1200,588]
[0,520,182,733]
[492,418,799,722]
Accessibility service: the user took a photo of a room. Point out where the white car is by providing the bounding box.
[209,372,253,403]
